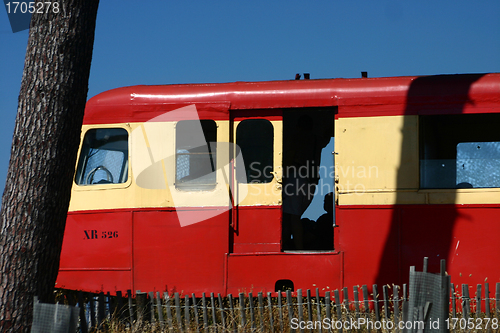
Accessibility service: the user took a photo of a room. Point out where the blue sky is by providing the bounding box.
[1,0,499,202]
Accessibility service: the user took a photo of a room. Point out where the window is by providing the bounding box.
[236,119,274,183]
[175,120,217,190]
[420,114,500,189]
[75,128,129,185]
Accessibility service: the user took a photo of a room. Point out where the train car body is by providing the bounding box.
[56,73,500,296]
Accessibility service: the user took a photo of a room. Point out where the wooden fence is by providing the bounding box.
[58,282,500,332]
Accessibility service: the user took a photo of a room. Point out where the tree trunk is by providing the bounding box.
[0,1,99,331]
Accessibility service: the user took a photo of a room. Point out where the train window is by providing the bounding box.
[236,119,274,183]
[75,128,129,185]
[175,120,217,190]
[420,114,500,189]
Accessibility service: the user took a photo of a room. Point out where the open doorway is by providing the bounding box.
[282,108,335,251]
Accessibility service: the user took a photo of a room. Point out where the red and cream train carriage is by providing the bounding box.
[57,73,500,296]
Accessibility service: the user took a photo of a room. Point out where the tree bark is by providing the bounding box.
[0,1,99,331]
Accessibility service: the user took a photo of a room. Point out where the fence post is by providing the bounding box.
[249,292,256,331]
[316,288,323,333]
[382,285,389,321]
[267,292,274,333]
[325,291,332,333]
[78,291,88,333]
[210,292,217,331]
[185,295,190,331]
[496,283,500,315]
[164,292,173,330]
[451,283,456,318]
[287,290,295,333]
[156,292,164,328]
[127,290,133,325]
[136,291,149,323]
[239,292,246,330]
[174,292,182,332]
[258,292,264,332]
[334,289,343,333]
[90,292,96,328]
[353,286,360,320]
[372,284,380,323]
[192,293,199,333]
[307,289,313,326]
[297,289,304,333]
[477,284,482,314]
[145,292,153,323]
[228,294,236,333]
[202,292,209,333]
[462,284,470,320]
[485,283,490,317]
[278,291,284,332]
[218,293,226,330]
[393,285,399,330]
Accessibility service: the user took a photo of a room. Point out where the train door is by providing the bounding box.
[281,108,335,251]
[230,110,283,253]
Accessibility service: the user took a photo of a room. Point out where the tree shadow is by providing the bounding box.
[374,74,486,286]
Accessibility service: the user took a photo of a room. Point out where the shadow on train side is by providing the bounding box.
[375,74,488,287]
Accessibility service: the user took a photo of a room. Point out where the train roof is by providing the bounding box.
[84,73,500,124]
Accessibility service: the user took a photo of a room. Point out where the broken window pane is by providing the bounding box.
[420,114,500,189]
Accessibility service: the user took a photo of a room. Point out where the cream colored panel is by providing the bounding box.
[236,120,282,206]
[335,115,419,205]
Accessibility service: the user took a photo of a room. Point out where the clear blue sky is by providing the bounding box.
[1,0,499,198]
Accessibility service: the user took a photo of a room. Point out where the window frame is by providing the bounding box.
[73,125,131,190]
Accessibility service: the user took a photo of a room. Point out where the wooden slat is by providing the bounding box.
[307,289,312,330]
[149,292,155,323]
[462,284,470,320]
[372,284,380,323]
[353,286,360,320]
[476,284,482,314]
[78,291,88,333]
[485,283,490,317]
[249,292,256,331]
[164,292,173,330]
[228,294,236,333]
[325,291,332,333]
[185,295,190,331]
[218,293,226,329]
[316,288,323,333]
[202,293,208,333]
[239,293,246,330]
[297,289,304,333]
[382,285,389,320]
[393,285,399,328]
[287,290,294,333]
[267,292,274,333]
[210,293,217,330]
[334,289,343,333]
[174,293,182,332]
[156,292,164,327]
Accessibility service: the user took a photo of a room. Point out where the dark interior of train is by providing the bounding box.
[282,108,335,251]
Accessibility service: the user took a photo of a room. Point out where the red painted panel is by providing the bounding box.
[337,204,500,290]
[57,211,133,291]
[56,270,132,294]
[232,206,281,253]
[132,209,230,295]
[336,207,399,289]
[227,252,341,296]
